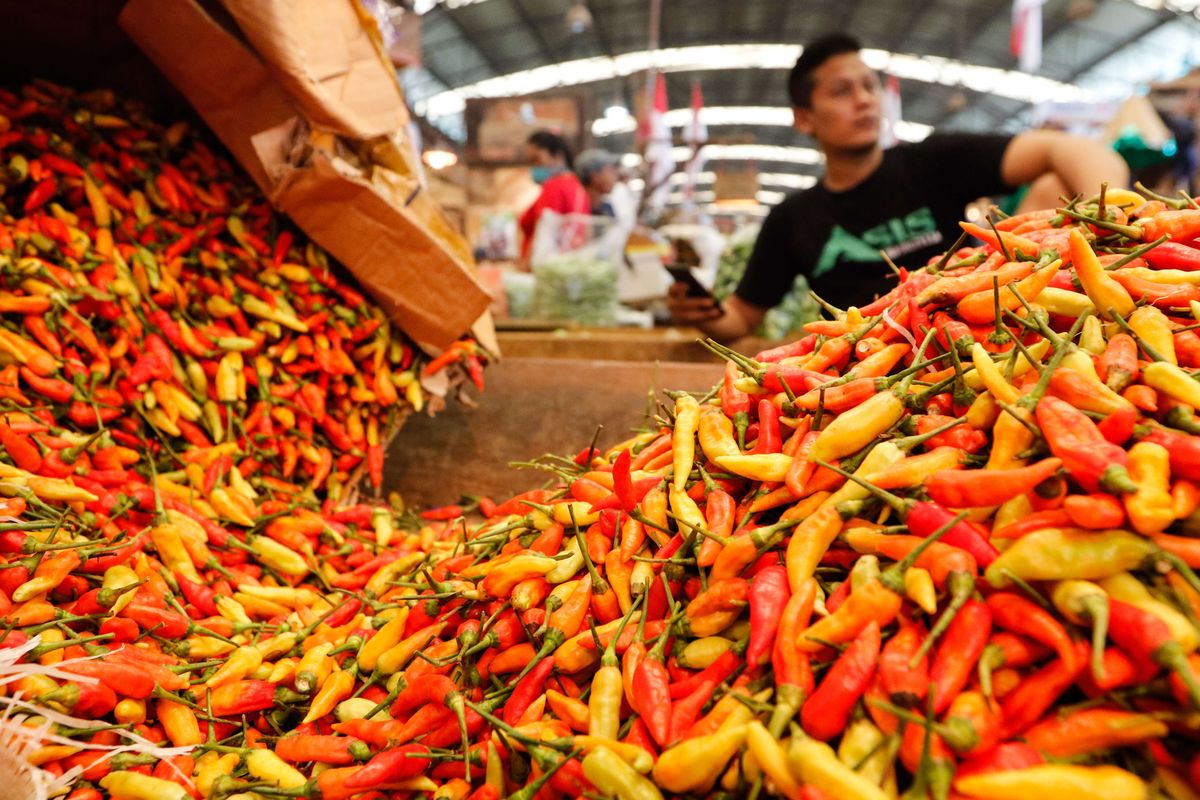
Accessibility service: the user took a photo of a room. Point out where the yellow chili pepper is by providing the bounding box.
[952,763,1146,799]
[672,394,701,492]
[904,566,937,615]
[486,552,559,595]
[242,294,309,332]
[255,631,298,661]
[102,564,140,616]
[303,665,356,723]
[149,523,201,583]
[698,404,740,462]
[375,622,446,674]
[789,734,889,800]
[215,595,252,625]
[547,539,585,585]
[1143,361,1200,408]
[157,698,203,747]
[196,752,241,798]
[1123,442,1175,535]
[1129,305,1177,364]
[114,698,146,725]
[551,501,600,527]
[295,642,335,694]
[713,452,793,482]
[652,723,747,795]
[784,504,845,593]
[817,441,905,514]
[677,636,733,669]
[746,721,804,799]
[248,536,310,577]
[575,737,655,774]
[98,772,189,800]
[1069,228,1135,320]
[811,390,905,462]
[358,608,411,672]
[205,644,263,689]
[1037,286,1096,318]
[963,339,1049,391]
[364,552,424,597]
[246,748,308,788]
[837,717,894,788]
[668,485,706,537]
[1078,314,1107,354]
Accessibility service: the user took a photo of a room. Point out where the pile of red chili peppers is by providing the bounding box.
[7,81,1200,800]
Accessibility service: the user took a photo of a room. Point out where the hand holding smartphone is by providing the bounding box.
[665,264,724,319]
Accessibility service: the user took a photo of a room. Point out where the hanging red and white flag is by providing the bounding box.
[682,80,708,205]
[879,73,901,149]
[1011,0,1047,73]
[644,72,675,212]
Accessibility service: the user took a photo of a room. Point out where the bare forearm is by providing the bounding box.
[695,305,754,342]
[1002,130,1130,199]
[1048,137,1129,197]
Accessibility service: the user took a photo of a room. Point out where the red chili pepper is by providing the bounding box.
[800,620,881,740]
[0,422,42,472]
[929,598,991,714]
[749,398,781,454]
[914,413,988,453]
[745,564,788,666]
[1109,597,1200,706]
[632,623,674,747]
[19,367,74,403]
[1000,640,1089,737]
[878,616,929,708]
[343,743,432,787]
[1037,396,1137,493]
[925,457,1061,508]
[987,591,1078,677]
[23,177,56,213]
[502,656,554,726]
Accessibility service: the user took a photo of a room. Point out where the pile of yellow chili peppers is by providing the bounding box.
[8,79,1200,800]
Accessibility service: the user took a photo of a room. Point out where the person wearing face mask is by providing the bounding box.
[668,33,1130,341]
[518,130,591,262]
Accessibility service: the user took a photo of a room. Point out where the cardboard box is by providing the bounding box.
[119,0,494,353]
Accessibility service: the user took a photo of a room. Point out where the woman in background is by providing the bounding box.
[518,130,590,263]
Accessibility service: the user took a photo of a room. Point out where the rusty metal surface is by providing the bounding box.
[383,357,724,507]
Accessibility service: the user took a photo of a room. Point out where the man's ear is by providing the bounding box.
[793,106,814,136]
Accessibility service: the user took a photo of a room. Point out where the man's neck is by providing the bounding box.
[821,145,884,192]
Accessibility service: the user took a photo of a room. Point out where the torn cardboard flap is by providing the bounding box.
[221,0,409,140]
[118,0,293,194]
[262,134,491,351]
[120,0,497,353]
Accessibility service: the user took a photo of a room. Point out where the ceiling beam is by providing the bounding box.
[507,0,561,67]
[427,6,505,79]
[589,0,614,57]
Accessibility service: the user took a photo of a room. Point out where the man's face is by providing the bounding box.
[793,52,882,154]
[592,164,618,194]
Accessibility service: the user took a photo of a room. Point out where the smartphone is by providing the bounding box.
[666,265,716,300]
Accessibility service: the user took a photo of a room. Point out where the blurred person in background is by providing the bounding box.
[576,148,622,217]
[519,130,590,263]
[669,33,1130,341]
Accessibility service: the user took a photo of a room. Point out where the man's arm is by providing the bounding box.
[1000,130,1130,197]
[665,287,767,341]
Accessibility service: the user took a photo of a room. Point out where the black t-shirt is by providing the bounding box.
[736,133,1015,310]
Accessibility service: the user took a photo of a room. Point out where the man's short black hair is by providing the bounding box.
[527,130,575,170]
[788,33,862,109]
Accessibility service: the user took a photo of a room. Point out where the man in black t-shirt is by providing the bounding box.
[669,34,1130,341]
